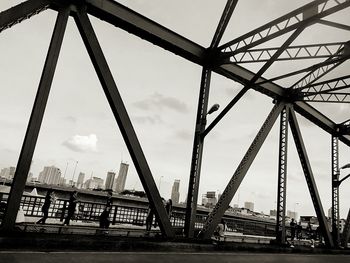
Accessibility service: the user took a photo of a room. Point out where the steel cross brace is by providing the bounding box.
[291,42,350,89]
[73,6,174,237]
[288,106,334,248]
[331,136,340,246]
[185,0,237,238]
[219,0,350,54]
[222,42,346,64]
[298,75,350,94]
[276,105,290,245]
[0,0,50,33]
[301,93,350,103]
[199,102,285,239]
[0,7,70,231]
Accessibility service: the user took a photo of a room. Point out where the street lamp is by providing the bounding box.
[207,103,220,115]
[335,163,350,187]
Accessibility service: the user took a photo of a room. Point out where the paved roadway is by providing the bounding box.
[0,252,349,263]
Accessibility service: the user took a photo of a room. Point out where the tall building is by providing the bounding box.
[38,166,61,185]
[84,176,104,189]
[77,172,85,188]
[114,162,129,193]
[105,171,116,190]
[171,179,180,204]
[244,201,254,212]
[0,166,16,179]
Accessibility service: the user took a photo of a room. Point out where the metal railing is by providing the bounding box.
[0,192,279,237]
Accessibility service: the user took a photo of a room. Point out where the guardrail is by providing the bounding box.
[0,192,283,237]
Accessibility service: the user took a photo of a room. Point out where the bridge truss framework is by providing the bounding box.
[0,0,350,248]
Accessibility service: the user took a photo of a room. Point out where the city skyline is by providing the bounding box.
[0,0,349,220]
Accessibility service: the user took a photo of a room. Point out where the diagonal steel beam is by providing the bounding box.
[222,42,346,64]
[199,102,285,239]
[0,7,69,232]
[210,0,238,49]
[73,6,174,238]
[219,0,350,54]
[288,106,334,248]
[0,0,51,33]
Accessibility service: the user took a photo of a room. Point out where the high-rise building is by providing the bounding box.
[171,179,180,204]
[0,166,16,179]
[38,166,61,185]
[105,171,116,190]
[84,176,104,189]
[114,162,129,193]
[244,201,254,212]
[77,172,85,188]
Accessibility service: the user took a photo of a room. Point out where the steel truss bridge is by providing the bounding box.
[0,0,350,249]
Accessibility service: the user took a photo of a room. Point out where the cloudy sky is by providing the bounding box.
[0,0,349,218]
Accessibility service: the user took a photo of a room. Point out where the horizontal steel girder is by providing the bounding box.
[222,42,346,64]
[298,75,350,93]
[219,0,350,54]
[300,93,350,103]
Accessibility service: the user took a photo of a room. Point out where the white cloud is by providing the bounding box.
[62,134,98,152]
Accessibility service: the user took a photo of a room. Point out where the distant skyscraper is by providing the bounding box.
[105,171,116,190]
[114,162,129,193]
[244,201,254,211]
[171,179,180,204]
[38,166,61,185]
[77,172,85,188]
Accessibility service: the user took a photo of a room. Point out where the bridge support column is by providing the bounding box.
[288,106,334,248]
[0,8,69,232]
[331,135,340,247]
[276,105,289,245]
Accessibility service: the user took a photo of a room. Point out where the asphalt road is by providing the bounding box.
[0,252,349,263]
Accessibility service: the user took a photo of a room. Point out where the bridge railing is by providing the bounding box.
[0,192,278,237]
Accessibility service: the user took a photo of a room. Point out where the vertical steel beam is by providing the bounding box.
[73,7,174,238]
[184,68,211,238]
[0,7,69,232]
[199,102,284,239]
[342,208,350,248]
[331,135,340,246]
[184,0,237,238]
[276,105,290,244]
[288,106,334,248]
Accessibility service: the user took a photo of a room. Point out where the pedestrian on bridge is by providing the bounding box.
[63,191,78,226]
[37,189,56,224]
